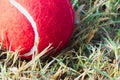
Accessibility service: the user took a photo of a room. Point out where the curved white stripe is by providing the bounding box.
[9,0,39,56]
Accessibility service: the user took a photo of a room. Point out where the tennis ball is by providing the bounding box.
[0,0,74,60]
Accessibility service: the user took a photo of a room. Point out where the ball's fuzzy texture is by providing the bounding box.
[0,0,74,60]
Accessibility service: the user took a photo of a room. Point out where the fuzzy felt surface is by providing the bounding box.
[0,0,74,60]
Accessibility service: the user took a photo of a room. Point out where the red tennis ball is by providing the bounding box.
[0,0,74,60]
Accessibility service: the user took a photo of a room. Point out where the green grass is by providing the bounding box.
[0,0,120,80]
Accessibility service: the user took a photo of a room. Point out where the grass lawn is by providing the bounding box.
[0,0,120,80]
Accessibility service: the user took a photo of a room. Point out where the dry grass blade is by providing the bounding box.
[19,44,53,71]
[83,28,98,44]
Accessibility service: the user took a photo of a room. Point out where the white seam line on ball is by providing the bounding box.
[9,0,39,56]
